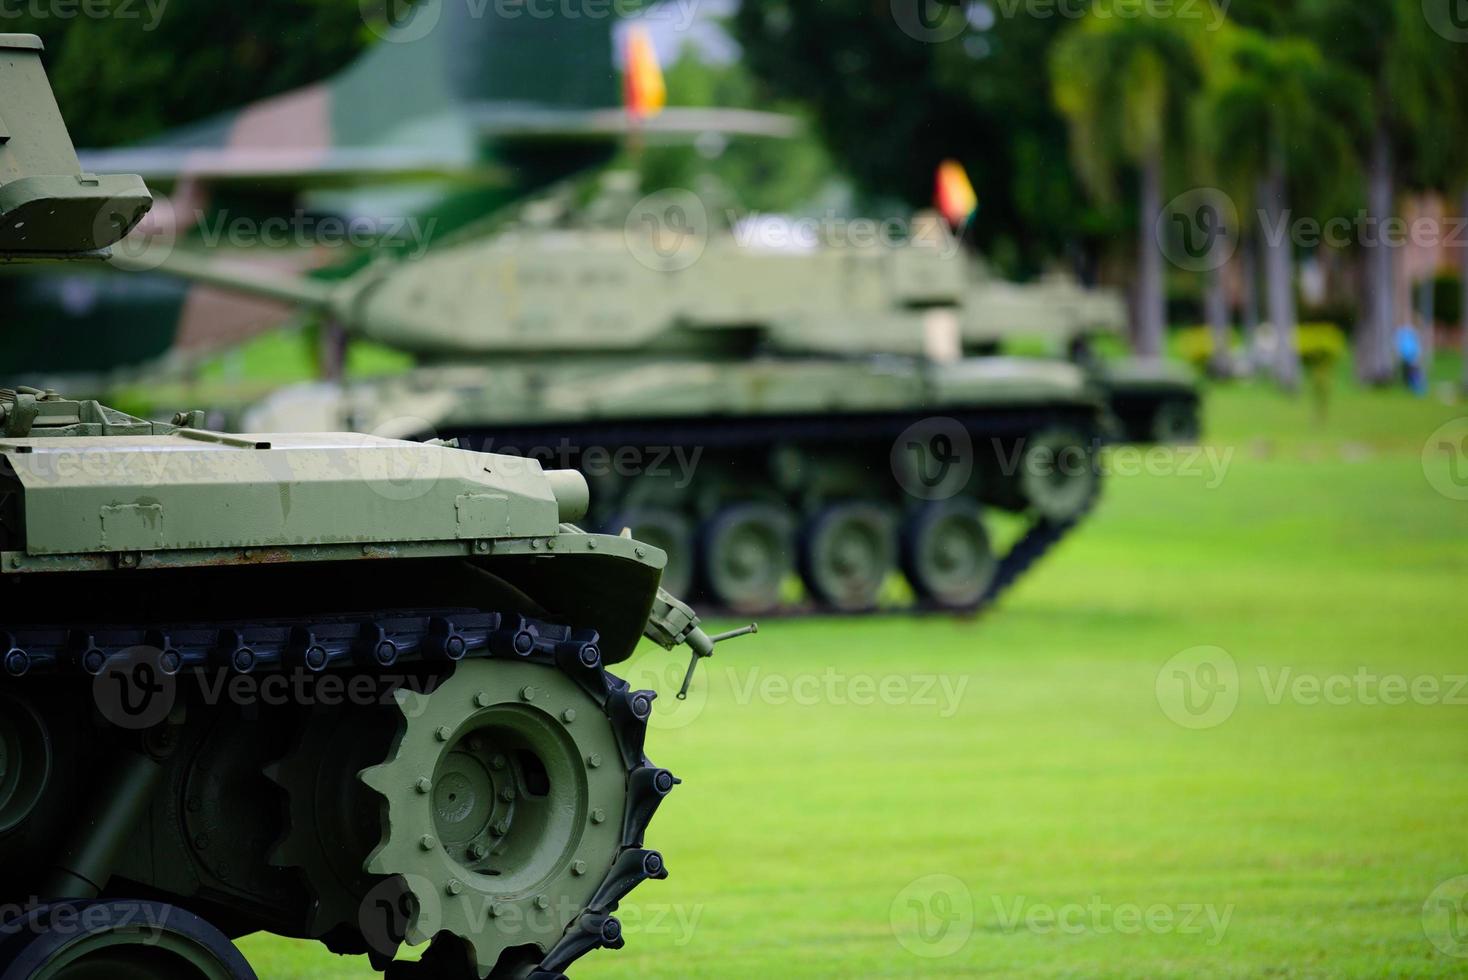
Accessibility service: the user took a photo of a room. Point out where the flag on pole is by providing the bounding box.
[934,159,978,228]
[623,26,667,120]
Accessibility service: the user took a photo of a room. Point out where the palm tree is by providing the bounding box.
[1200,28,1368,389]
[1289,0,1449,383]
[1389,6,1468,390]
[1051,1,1203,359]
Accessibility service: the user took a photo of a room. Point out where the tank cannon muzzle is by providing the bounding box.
[545,469,590,524]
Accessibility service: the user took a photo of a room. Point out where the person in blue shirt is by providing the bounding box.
[1396,324,1427,396]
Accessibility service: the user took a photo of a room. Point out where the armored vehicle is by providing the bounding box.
[956,252,1202,444]
[0,388,726,979]
[1,37,740,979]
[131,219,1111,618]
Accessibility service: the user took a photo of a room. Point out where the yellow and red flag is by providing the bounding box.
[623,26,667,121]
[934,159,978,228]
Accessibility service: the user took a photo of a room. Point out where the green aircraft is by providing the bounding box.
[1,0,794,378]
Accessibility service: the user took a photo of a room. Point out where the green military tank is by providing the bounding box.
[1,36,742,979]
[954,248,1203,444]
[128,191,1111,618]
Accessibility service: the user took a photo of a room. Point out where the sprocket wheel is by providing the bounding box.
[360,656,675,978]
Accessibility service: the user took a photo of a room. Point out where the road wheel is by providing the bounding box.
[698,503,795,614]
[1018,428,1099,523]
[1151,399,1201,444]
[901,499,997,610]
[799,503,897,613]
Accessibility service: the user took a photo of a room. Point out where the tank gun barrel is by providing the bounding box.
[109,247,342,311]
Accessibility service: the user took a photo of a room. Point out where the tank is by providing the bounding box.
[956,250,1203,444]
[1,40,746,979]
[127,209,1112,619]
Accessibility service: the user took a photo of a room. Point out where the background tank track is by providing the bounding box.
[0,604,676,979]
[440,405,1105,619]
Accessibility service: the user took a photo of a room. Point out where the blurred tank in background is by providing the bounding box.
[126,173,1112,619]
[956,248,1202,444]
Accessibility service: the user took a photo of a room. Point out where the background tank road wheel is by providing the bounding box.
[1018,428,1099,523]
[901,499,997,610]
[0,901,256,980]
[798,502,897,613]
[604,509,693,598]
[1151,398,1202,444]
[698,502,795,615]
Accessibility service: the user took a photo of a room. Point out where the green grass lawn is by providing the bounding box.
[240,373,1468,978]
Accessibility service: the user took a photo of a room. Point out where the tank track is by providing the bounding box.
[0,608,676,979]
[973,492,1100,615]
[710,481,1103,621]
